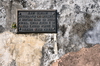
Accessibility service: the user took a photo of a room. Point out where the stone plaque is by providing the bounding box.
[17,10,57,33]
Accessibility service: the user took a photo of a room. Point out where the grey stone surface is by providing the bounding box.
[10,60,16,66]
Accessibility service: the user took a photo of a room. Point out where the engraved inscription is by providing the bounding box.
[17,10,57,33]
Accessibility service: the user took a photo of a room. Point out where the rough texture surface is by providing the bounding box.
[0,0,100,66]
[52,44,100,66]
[0,31,45,66]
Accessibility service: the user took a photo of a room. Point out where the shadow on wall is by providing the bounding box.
[0,25,5,33]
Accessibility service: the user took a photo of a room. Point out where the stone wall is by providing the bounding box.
[52,44,100,66]
[0,0,100,66]
[0,31,45,66]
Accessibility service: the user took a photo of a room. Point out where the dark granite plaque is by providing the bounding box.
[17,10,57,33]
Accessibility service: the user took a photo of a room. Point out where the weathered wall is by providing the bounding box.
[0,0,100,66]
[41,0,100,66]
[52,44,100,66]
[0,31,45,66]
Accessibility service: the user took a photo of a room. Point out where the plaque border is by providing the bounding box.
[16,10,57,34]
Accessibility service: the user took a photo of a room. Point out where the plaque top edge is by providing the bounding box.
[17,9,57,12]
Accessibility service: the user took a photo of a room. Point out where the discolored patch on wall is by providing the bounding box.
[94,16,100,21]
[10,60,16,66]
[0,25,5,33]
[14,0,27,8]
[70,13,94,38]
[0,31,45,66]
[60,25,67,36]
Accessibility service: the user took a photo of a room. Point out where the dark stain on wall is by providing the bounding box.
[14,0,27,8]
[10,60,16,66]
[60,25,67,36]
[71,13,93,38]
[94,16,100,21]
[0,25,5,33]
